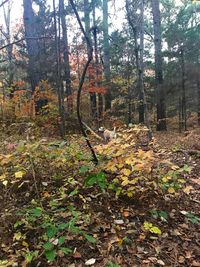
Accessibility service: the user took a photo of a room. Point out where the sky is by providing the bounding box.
[0,0,125,30]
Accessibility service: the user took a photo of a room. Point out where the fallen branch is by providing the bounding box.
[82,122,103,141]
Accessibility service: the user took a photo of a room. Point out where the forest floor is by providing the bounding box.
[0,123,199,267]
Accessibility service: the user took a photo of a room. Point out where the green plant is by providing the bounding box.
[150,210,168,221]
[84,172,107,191]
[14,205,96,263]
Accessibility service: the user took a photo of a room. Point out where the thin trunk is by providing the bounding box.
[180,46,187,131]
[84,0,97,119]
[59,0,72,112]
[23,0,41,92]
[53,0,66,138]
[92,2,103,120]
[197,80,200,125]
[151,0,167,131]
[103,0,111,110]
[3,2,14,90]
[139,0,152,138]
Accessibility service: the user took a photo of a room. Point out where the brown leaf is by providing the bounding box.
[73,251,82,259]
[192,261,200,267]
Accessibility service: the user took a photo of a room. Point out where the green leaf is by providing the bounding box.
[84,234,96,243]
[43,241,54,251]
[60,247,72,254]
[84,174,98,186]
[79,165,89,173]
[16,141,26,153]
[57,223,68,230]
[44,250,56,262]
[59,141,67,148]
[29,207,42,218]
[46,226,58,238]
[58,236,65,245]
[25,251,39,263]
[159,211,168,220]
[69,188,79,197]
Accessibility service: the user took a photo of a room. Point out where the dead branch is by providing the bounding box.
[82,122,103,141]
[69,0,98,164]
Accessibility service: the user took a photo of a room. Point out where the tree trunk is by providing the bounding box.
[151,0,167,131]
[103,0,111,110]
[23,0,41,92]
[139,0,152,138]
[59,0,72,112]
[53,0,66,137]
[84,0,97,119]
[92,2,103,120]
[197,80,200,125]
[180,46,187,131]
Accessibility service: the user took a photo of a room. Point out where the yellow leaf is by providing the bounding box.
[22,241,29,248]
[0,174,6,180]
[2,180,8,186]
[168,187,175,194]
[150,226,162,235]
[134,163,145,171]
[120,168,131,176]
[121,176,129,186]
[143,221,153,230]
[162,176,171,182]
[13,232,22,241]
[15,171,24,179]
[127,191,133,197]
[183,186,193,195]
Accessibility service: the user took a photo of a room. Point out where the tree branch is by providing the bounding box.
[0,0,9,8]
[69,0,98,164]
[0,36,53,51]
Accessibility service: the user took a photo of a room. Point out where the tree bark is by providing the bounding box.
[23,0,41,92]
[59,0,72,112]
[151,0,167,131]
[180,46,187,131]
[197,80,200,125]
[53,0,66,137]
[103,0,111,110]
[84,0,97,119]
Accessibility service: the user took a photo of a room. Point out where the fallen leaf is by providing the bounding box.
[15,171,24,179]
[85,258,96,265]
[192,261,200,267]
[183,185,193,194]
[73,251,82,259]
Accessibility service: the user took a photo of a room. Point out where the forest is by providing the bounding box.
[0,0,200,266]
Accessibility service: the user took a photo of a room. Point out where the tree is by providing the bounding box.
[84,0,97,119]
[23,0,41,92]
[59,0,72,112]
[103,0,111,110]
[151,0,167,131]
